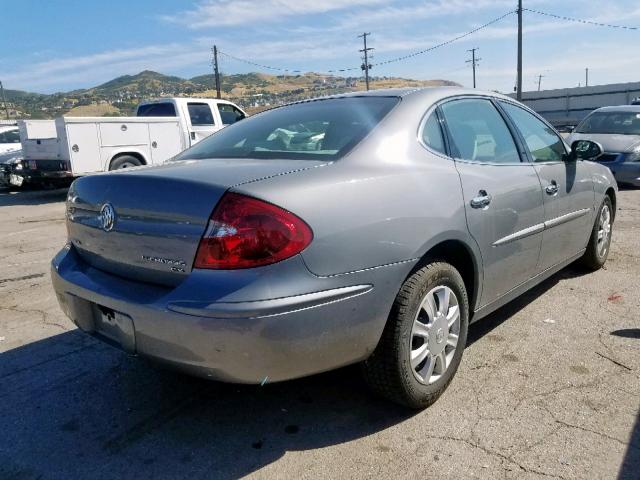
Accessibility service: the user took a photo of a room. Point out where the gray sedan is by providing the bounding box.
[52,88,616,408]
[569,105,640,187]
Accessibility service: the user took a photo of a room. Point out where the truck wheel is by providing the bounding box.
[362,262,469,409]
[110,155,142,170]
[580,196,613,271]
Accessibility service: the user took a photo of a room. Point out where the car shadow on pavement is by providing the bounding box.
[611,328,640,339]
[619,413,640,480]
[467,265,587,346]
[0,330,413,479]
[0,187,68,207]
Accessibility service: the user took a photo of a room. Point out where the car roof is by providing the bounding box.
[593,105,640,113]
[139,97,236,103]
[287,86,514,106]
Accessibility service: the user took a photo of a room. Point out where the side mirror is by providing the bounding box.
[568,139,603,161]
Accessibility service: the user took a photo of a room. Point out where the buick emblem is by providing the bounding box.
[99,203,116,232]
[436,328,444,344]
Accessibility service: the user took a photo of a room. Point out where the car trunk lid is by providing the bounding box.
[66,158,325,286]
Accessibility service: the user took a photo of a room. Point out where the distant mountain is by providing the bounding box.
[2,70,461,119]
[84,70,202,96]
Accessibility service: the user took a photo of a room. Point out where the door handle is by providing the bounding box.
[190,132,196,140]
[546,181,558,195]
[470,190,492,209]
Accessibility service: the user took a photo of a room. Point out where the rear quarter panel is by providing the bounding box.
[235,101,478,279]
[588,160,618,205]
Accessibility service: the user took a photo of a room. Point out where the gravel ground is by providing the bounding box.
[0,187,638,480]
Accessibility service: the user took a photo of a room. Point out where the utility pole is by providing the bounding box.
[212,45,221,99]
[585,68,589,87]
[466,48,481,88]
[537,74,545,91]
[358,32,374,91]
[516,0,523,100]
[0,81,9,120]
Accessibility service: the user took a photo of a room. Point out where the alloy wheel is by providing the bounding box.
[410,285,461,385]
[597,204,611,258]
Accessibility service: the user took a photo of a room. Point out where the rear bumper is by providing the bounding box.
[8,168,73,187]
[51,245,413,383]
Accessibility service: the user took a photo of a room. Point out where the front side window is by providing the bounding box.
[188,103,215,126]
[575,111,640,135]
[500,101,566,162]
[421,112,446,155]
[218,104,245,125]
[176,96,399,161]
[440,98,520,164]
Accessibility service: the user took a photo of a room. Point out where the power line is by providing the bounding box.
[373,11,515,67]
[219,51,359,74]
[218,10,515,75]
[524,8,640,30]
[218,51,303,73]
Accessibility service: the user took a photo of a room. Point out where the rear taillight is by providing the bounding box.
[194,193,313,269]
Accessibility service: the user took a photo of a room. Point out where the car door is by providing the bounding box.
[439,97,545,307]
[498,101,595,272]
[185,102,218,145]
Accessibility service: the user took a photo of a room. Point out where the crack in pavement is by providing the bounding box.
[0,304,69,331]
[0,273,45,285]
[411,432,571,480]
[595,351,633,371]
[553,418,640,451]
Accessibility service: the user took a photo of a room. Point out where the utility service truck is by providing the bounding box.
[8,97,245,187]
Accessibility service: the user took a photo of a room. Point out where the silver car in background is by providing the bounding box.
[569,105,640,187]
[52,88,617,408]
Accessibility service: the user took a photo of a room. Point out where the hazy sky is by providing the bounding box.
[1,0,639,93]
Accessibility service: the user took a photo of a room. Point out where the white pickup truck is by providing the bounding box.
[8,97,245,187]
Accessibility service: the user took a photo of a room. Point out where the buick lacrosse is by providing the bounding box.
[52,88,616,408]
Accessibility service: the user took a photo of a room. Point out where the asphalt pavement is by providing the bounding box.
[1,186,638,479]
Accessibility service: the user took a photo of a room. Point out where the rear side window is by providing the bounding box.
[421,112,446,155]
[440,98,520,164]
[218,104,245,125]
[188,103,215,126]
[177,96,400,161]
[136,102,176,117]
[499,101,566,162]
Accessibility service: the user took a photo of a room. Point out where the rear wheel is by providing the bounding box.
[363,262,469,409]
[109,155,142,170]
[580,196,613,270]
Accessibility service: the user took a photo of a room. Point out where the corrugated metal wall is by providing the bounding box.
[510,81,640,126]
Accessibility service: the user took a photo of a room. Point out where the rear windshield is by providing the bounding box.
[575,111,640,135]
[136,102,177,117]
[176,96,399,161]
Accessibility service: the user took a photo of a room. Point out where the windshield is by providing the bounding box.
[575,111,640,135]
[176,96,400,161]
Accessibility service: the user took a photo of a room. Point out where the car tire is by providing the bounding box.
[580,196,613,271]
[109,155,142,170]
[362,262,469,409]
